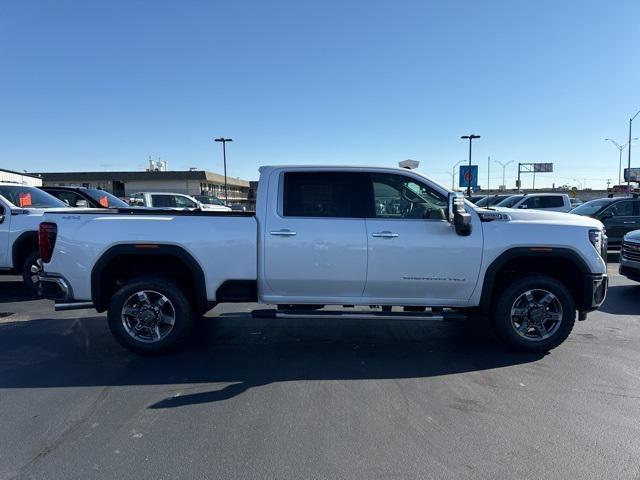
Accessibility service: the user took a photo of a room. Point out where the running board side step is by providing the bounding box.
[251,309,467,322]
[54,302,95,311]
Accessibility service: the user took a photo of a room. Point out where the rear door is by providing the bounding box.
[262,171,369,300]
[363,172,483,303]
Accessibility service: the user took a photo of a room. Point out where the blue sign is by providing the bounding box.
[459,165,478,189]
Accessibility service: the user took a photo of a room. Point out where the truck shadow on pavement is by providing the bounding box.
[597,283,640,315]
[0,280,39,303]
[0,312,544,408]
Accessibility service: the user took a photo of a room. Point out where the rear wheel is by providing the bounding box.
[491,275,576,353]
[107,276,194,355]
[21,251,42,293]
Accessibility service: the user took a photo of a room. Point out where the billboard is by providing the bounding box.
[533,163,553,173]
[624,168,640,182]
[459,165,479,189]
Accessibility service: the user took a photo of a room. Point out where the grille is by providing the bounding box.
[622,241,640,262]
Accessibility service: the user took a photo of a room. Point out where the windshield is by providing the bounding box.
[571,198,614,216]
[194,195,225,206]
[0,185,66,208]
[496,195,524,208]
[476,195,507,207]
[84,189,129,208]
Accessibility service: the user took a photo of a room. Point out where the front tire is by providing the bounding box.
[107,276,194,355]
[491,274,576,353]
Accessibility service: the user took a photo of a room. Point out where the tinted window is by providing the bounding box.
[85,189,128,207]
[283,172,366,218]
[571,198,614,216]
[602,200,635,217]
[496,195,524,208]
[48,190,88,207]
[371,173,447,219]
[174,195,197,208]
[151,195,177,208]
[541,196,564,208]
[0,186,65,208]
[523,196,542,209]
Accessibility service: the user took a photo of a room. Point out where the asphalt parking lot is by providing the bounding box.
[1,256,639,480]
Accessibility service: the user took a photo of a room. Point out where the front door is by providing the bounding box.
[363,172,483,304]
[262,171,369,301]
[599,200,639,245]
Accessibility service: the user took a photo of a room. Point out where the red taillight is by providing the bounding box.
[39,222,57,263]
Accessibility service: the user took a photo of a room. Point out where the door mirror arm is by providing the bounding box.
[447,192,472,236]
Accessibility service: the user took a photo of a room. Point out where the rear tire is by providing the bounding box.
[21,251,41,294]
[491,274,575,353]
[107,275,195,355]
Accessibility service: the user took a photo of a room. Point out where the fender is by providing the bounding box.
[91,243,208,312]
[479,247,591,313]
[11,230,38,271]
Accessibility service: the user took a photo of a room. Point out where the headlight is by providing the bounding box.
[589,229,604,256]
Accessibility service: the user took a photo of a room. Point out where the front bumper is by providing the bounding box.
[578,273,608,314]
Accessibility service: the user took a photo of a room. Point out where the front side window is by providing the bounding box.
[371,173,447,220]
[283,172,366,218]
[523,196,542,209]
[601,200,635,217]
[174,195,197,208]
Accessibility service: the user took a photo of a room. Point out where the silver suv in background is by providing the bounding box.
[495,193,572,212]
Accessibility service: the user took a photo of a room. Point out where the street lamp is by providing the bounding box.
[461,134,480,196]
[451,159,466,190]
[627,108,640,194]
[605,137,638,186]
[214,137,233,205]
[494,160,514,190]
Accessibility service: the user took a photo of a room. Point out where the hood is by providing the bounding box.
[624,229,640,242]
[479,207,604,229]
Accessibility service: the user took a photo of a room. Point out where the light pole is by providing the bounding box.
[605,138,637,186]
[451,160,466,190]
[461,134,480,196]
[494,160,514,190]
[627,109,640,194]
[214,137,232,205]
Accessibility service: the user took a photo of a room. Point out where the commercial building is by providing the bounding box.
[35,170,252,206]
[0,168,42,186]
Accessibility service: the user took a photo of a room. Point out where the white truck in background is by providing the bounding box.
[128,192,231,211]
[0,183,68,290]
[39,166,608,354]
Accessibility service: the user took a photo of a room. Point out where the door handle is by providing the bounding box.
[270,229,297,236]
[371,231,399,238]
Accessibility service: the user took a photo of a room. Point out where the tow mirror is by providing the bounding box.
[447,192,472,236]
[75,199,89,208]
[519,204,528,209]
[599,212,613,220]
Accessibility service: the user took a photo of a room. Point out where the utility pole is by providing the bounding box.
[487,156,490,191]
[628,109,640,195]
[460,134,480,196]
[214,137,233,205]
[605,138,638,186]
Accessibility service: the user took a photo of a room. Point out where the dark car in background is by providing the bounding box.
[475,194,513,207]
[40,186,129,208]
[571,196,640,247]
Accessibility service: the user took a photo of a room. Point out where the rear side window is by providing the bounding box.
[151,195,177,208]
[283,172,367,218]
[540,196,564,208]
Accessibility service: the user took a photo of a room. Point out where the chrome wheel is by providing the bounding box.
[121,290,176,343]
[510,289,563,341]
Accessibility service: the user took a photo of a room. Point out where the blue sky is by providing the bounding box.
[1,0,638,189]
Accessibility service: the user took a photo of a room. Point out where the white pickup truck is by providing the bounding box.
[0,183,68,290]
[38,166,608,354]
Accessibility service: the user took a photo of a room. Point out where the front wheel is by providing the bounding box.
[107,276,195,355]
[491,275,576,353]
